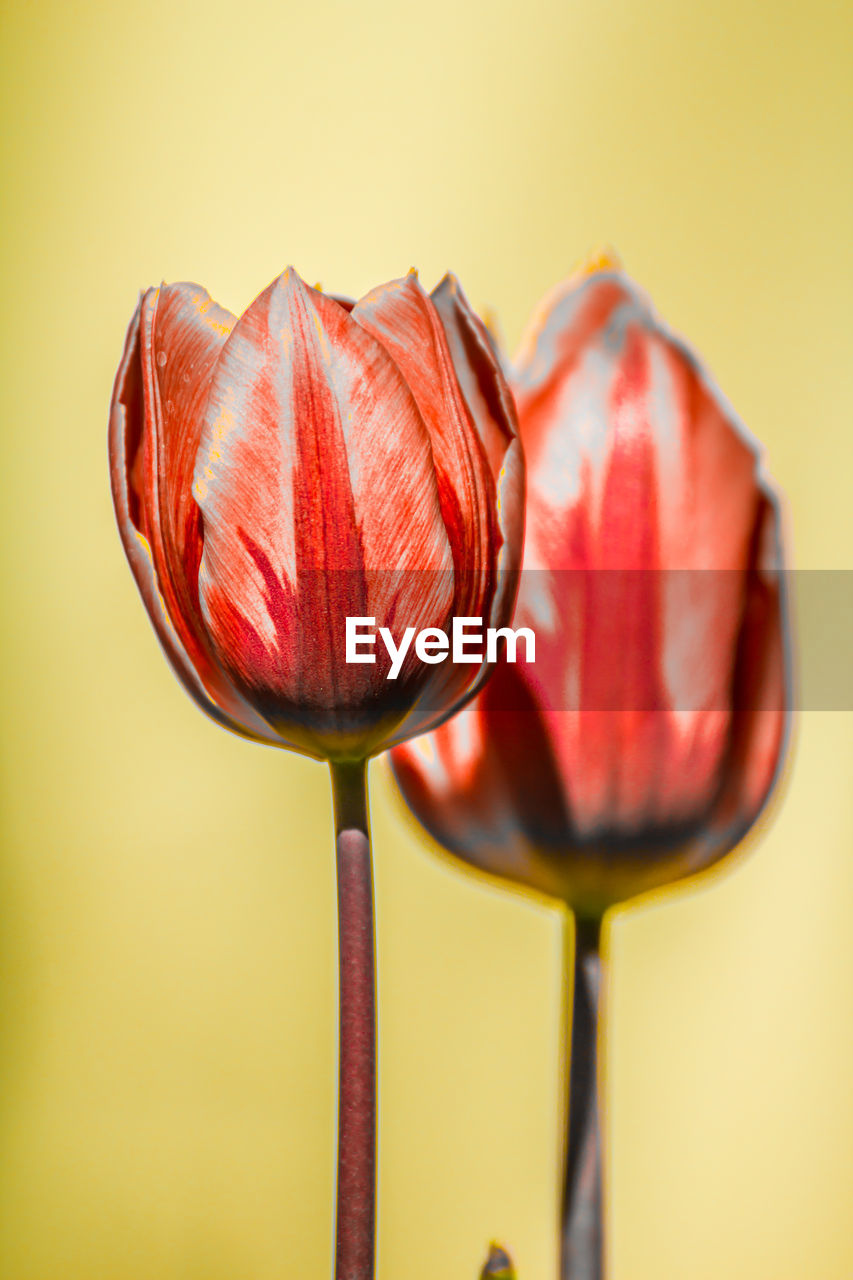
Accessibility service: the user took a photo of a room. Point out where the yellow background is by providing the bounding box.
[1,1,851,1276]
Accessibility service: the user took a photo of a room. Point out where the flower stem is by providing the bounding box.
[561,915,603,1280]
[330,759,376,1280]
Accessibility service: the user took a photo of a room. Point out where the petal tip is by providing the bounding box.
[271,264,310,296]
[432,270,459,300]
[571,243,624,280]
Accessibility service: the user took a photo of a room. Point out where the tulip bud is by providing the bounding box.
[391,267,791,920]
[480,1243,517,1279]
[109,267,523,762]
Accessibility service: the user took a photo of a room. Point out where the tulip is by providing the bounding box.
[110,267,523,763]
[391,262,790,1279]
[109,266,523,1280]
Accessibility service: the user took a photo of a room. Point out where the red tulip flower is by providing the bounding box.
[110,267,523,764]
[392,264,789,916]
[109,265,523,1280]
[390,262,791,1279]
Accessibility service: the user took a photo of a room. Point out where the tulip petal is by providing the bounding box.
[138,284,230,632]
[390,661,572,899]
[382,441,525,749]
[352,272,522,733]
[514,272,765,837]
[430,274,525,631]
[109,294,285,745]
[702,491,790,854]
[351,272,499,619]
[194,268,453,724]
[429,273,518,479]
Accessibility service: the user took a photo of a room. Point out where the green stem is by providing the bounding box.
[329,759,375,1280]
[561,915,603,1280]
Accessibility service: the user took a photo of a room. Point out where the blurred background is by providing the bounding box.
[1,0,851,1276]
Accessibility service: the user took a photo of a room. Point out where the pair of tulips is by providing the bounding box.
[109,256,789,1280]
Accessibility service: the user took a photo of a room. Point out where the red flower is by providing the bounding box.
[110,268,523,761]
[391,266,790,919]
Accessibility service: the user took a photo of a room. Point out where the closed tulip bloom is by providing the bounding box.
[109,266,523,764]
[391,265,790,919]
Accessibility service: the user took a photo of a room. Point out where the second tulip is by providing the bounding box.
[391,263,791,1280]
[393,264,789,919]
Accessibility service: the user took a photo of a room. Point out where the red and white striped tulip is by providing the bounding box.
[109,267,523,762]
[391,265,790,919]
